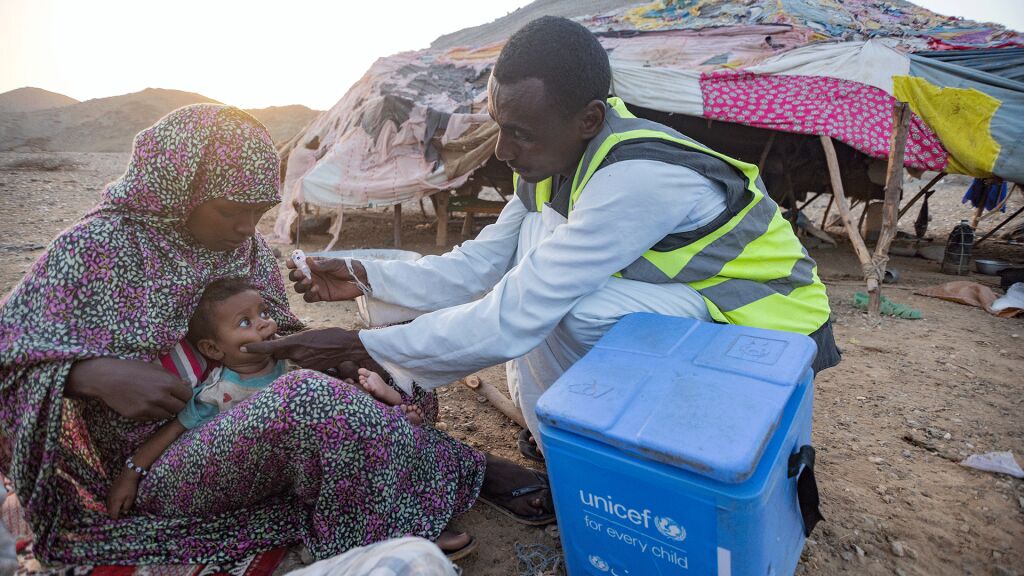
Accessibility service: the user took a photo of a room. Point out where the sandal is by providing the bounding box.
[518,428,545,462]
[477,470,556,526]
[852,292,922,319]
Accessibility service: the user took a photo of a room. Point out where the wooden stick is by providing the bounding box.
[871,102,912,316]
[461,374,526,428]
[820,195,834,229]
[820,135,876,295]
[857,199,872,236]
[434,191,449,246]
[393,203,402,248]
[897,172,945,221]
[798,191,824,212]
[975,202,1024,247]
[323,208,344,252]
[977,182,1015,223]
[757,131,776,172]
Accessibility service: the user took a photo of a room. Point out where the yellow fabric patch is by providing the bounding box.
[894,76,1001,177]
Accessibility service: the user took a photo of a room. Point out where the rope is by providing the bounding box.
[863,253,889,284]
[344,258,372,296]
[515,542,564,576]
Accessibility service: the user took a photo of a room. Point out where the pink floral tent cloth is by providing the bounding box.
[273,0,1024,243]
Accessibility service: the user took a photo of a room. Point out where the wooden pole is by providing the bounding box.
[870,102,913,316]
[797,191,824,213]
[461,374,527,428]
[434,191,449,246]
[975,202,1024,247]
[970,202,985,230]
[393,203,402,248]
[857,199,873,236]
[820,135,877,297]
[897,172,945,221]
[820,195,835,229]
[461,210,475,238]
[757,131,776,172]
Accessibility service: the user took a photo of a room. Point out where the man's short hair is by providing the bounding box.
[493,16,611,118]
[187,277,256,343]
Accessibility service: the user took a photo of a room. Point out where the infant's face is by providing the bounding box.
[210,290,278,367]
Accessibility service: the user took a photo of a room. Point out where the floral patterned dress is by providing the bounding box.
[0,104,485,565]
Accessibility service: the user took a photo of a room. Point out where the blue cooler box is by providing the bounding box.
[536,313,820,576]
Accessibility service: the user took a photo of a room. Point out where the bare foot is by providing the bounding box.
[480,453,553,521]
[435,529,470,553]
[400,404,424,426]
[357,367,403,406]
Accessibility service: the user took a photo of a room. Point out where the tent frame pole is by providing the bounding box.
[432,191,450,247]
[874,102,913,315]
[821,134,877,299]
[897,172,946,221]
[820,103,911,317]
[975,184,1024,247]
[393,203,403,248]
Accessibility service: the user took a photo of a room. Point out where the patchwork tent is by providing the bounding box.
[274,0,1024,247]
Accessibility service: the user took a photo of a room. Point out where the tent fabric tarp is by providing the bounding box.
[274,0,1024,243]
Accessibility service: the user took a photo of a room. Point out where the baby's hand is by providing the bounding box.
[107,469,142,520]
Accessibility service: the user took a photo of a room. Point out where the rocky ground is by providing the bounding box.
[1,153,1022,575]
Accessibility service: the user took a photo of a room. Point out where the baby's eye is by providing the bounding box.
[239,318,251,328]
[259,310,271,319]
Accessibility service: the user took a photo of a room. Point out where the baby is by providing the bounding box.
[107,278,421,519]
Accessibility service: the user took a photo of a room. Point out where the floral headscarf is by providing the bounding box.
[0,104,302,560]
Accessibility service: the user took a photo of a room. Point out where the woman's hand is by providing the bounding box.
[242,328,370,371]
[286,257,368,303]
[66,358,193,421]
[106,469,141,520]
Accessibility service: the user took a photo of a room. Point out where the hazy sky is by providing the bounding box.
[2,0,1022,110]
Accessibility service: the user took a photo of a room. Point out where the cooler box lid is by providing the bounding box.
[536,313,816,484]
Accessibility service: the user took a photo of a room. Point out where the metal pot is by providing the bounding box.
[975,259,1012,275]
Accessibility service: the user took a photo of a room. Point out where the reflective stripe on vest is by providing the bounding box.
[513,98,831,335]
[512,173,551,213]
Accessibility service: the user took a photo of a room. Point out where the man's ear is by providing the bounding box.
[197,339,224,361]
[577,100,606,140]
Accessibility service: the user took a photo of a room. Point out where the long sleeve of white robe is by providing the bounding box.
[359,160,726,393]
[359,196,528,313]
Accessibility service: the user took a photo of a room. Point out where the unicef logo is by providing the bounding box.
[655,516,687,542]
[588,555,610,572]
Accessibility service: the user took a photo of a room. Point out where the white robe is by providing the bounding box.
[358,160,726,448]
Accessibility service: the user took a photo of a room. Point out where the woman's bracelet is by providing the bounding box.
[125,457,148,477]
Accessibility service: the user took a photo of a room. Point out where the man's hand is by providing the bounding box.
[242,328,371,371]
[286,257,368,303]
[66,358,193,421]
[107,469,141,520]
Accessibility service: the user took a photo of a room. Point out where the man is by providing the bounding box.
[248,16,839,459]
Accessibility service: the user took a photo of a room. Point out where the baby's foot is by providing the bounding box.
[357,368,403,406]
[400,404,424,426]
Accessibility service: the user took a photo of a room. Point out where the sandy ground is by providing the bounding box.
[1,153,1022,575]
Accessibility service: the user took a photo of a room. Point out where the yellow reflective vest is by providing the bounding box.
[513,98,831,336]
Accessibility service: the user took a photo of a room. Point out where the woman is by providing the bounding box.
[0,105,550,565]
